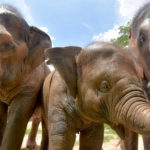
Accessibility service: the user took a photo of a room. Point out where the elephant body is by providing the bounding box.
[43,43,150,150]
[0,5,51,150]
[124,2,150,150]
[41,70,104,150]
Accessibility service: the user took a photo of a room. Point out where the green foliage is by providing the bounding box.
[111,22,130,48]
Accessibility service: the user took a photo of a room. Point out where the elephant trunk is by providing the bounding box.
[115,85,150,136]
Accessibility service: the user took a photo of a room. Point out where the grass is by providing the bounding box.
[104,135,116,142]
[104,124,119,142]
[104,124,116,134]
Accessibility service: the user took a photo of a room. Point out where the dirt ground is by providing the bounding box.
[22,122,145,150]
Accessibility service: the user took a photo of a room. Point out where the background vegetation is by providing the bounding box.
[111,21,130,48]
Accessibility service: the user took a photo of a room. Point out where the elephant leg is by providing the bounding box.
[79,123,104,150]
[142,136,150,150]
[120,128,138,150]
[40,119,48,150]
[49,121,76,150]
[26,107,41,149]
[48,109,76,150]
[0,93,37,150]
[0,102,8,146]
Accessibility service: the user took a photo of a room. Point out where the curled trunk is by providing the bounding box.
[115,86,150,136]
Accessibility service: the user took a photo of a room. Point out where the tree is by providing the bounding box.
[111,22,130,48]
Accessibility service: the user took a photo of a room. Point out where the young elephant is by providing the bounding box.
[0,5,51,150]
[43,42,150,150]
[129,2,150,150]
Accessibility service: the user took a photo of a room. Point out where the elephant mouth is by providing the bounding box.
[110,124,125,139]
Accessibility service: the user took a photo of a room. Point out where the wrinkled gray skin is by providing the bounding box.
[0,5,51,150]
[42,43,150,150]
[126,2,150,150]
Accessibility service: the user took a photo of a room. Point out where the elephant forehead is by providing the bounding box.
[80,52,135,72]
[0,6,28,33]
[131,3,150,37]
[78,55,139,85]
[78,43,140,83]
[140,18,150,28]
[0,5,22,17]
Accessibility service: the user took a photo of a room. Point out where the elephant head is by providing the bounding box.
[45,42,150,138]
[129,2,150,82]
[0,5,51,87]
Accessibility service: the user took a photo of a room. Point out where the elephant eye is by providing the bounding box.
[139,32,147,47]
[97,80,110,94]
[3,42,15,50]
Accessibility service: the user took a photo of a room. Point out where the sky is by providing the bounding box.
[0,0,149,47]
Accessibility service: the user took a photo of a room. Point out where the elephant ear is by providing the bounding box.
[45,46,82,98]
[25,26,52,71]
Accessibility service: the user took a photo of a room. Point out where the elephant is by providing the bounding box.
[42,42,150,150]
[0,4,51,150]
[126,2,150,150]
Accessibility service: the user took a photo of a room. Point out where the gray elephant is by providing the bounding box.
[127,2,150,150]
[0,5,51,150]
[42,42,150,150]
